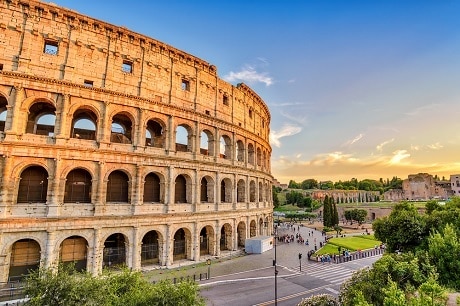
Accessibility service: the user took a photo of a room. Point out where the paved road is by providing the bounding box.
[199,224,381,306]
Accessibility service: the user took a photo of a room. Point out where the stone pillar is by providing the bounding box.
[0,155,13,217]
[47,157,61,217]
[4,85,24,136]
[166,115,173,153]
[193,169,199,212]
[166,166,174,210]
[215,171,220,210]
[54,94,70,140]
[215,220,221,256]
[134,108,145,149]
[131,227,140,271]
[44,230,57,270]
[94,161,106,215]
[232,218,238,250]
[193,222,199,261]
[91,228,102,276]
[99,102,110,144]
[165,224,172,266]
[132,165,144,214]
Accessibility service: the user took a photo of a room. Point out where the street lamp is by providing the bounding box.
[273,226,278,306]
[206,259,211,279]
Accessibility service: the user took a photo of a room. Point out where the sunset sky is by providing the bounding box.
[51,0,460,183]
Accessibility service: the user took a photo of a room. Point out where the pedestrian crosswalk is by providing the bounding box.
[284,262,360,285]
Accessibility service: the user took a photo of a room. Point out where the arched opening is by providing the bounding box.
[26,101,56,136]
[200,130,214,156]
[250,220,256,237]
[71,108,97,140]
[237,222,246,248]
[143,172,161,203]
[8,239,41,281]
[60,236,88,272]
[106,171,129,203]
[175,125,191,152]
[145,119,164,148]
[173,228,188,261]
[249,181,256,202]
[0,95,7,132]
[259,182,263,202]
[200,226,214,256]
[110,113,132,144]
[237,179,245,203]
[200,177,208,202]
[371,212,376,220]
[141,231,160,266]
[103,233,126,269]
[64,169,92,203]
[236,140,244,162]
[259,218,264,235]
[247,143,255,165]
[220,223,232,251]
[220,178,232,203]
[174,174,187,203]
[219,135,232,159]
[256,147,262,167]
[17,166,48,203]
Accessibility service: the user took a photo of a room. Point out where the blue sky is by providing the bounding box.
[50,0,460,183]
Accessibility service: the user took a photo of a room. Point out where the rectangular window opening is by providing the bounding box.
[181,79,190,91]
[44,40,58,55]
[205,110,210,115]
[84,80,93,87]
[0,64,3,71]
[249,109,253,119]
[122,60,133,73]
[223,95,229,106]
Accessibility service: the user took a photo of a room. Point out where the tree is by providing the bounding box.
[332,203,339,226]
[373,202,426,252]
[297,294,338,306]
[25,265,205,306]
[272,187,280,208]
[288,180,300,189]
[300,179,318,190]
[426,223,460,290]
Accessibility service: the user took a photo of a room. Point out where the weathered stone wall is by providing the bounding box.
[0,0,273,282]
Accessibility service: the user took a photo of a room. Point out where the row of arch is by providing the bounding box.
[15,165,272,204]
[4,217,271,282]
[0,95,271,170]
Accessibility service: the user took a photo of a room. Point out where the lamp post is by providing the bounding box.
[206,259,211,279]
[273,226,278,306]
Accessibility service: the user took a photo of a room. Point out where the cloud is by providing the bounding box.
[269,125,302,148]
[223,65,273,86]
[279,111,308,125]
[376,138,394,151]
[341,133,364,147]
[389,150,410,164]
[405,103,440,117]
[427,142,443,150]
[411,145,420,151]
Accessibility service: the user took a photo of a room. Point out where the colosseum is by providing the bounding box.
[0,0,273,282]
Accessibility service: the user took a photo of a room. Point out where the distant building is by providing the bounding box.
[451,174,460,196]
[384,173,453,201]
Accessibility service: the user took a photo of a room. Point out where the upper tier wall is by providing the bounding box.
[0,0,270,143]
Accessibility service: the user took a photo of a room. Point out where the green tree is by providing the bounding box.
[382,279,406,306]
[297,294,339,306]
[426,223,460,290]
[332,203,339,226]
[373,202,426,252]
[272,187,280,208]
[288,180,300,189]
[25,265,205,306]
[300,179,318,190]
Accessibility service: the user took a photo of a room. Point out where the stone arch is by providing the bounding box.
[175,123,193,152]
[64,168,92,203]
[103,233,127,269]
[199,225,215,256]
[141,230,161,266]
[59,235,88,272]
[26,100,56,136]
[143,172,162,203]
[200,175,215,203]
[145,118,165,148]
[200,129,215,156]
[110,112,134,144]
[237,221,246,248]
[173,228,192,261]
[259,217,264,235]
[106,170,129,203]
[265,183,270,202]
[220,177,233,203]
[17,165,49,203]
[220,223,233,251]
[249,180,256,202]
[174,174,192,203]
[70,106,99,140]
[258,181,263,202]
[236,139,245,162]
[248,143,255,165]
[0,94,8,132]
[219,134,232,159]
[237,179,245,203]
[8,238,41,281]
[250,220,257,237]
[256,147,262,167]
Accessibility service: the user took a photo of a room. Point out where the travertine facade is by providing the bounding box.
[0,0,273,281]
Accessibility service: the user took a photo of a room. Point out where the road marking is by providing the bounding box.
[325,287,339,294]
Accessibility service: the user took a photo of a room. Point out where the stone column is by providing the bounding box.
[4,85,24,137]
[232,218,238,250]
[166,115,173,153]
[94,161,106,215]
[132,165,144,214]
[0,155,13,217]
[215,220,221,257]
[91,228,102,276]
[215,171,220,211]
[134,108,145,149]
[166,166,174,211]
[47,157,61,217]
[193,222,199,261]
[131,227,140,270]
[164,224,172,266]
[193,169,199,212]
[98,102,110,145]
[54,94,70,140]
[44,230,57,270]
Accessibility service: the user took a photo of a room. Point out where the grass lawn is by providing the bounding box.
[315,235,381,255]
